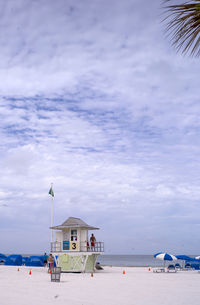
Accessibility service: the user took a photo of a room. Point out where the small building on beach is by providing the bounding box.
[50,217,104,272]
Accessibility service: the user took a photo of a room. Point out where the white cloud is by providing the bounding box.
[0,0,200,254]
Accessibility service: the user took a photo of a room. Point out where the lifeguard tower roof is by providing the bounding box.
[50,216,99,230]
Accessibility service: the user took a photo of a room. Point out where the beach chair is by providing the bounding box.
[167,265,177,272]
[184,263,192,271]
[175,263,181,270]
[95,262,103,270]
[153,267,165,273]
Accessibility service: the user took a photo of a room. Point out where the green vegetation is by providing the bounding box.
[164,0,200,56]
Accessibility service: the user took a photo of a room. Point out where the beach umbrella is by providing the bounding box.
[154,252,177,268]
[177,255,198,262]
[0,253,6,264]
[176,255,193,269]
[176,255,193,261]
[176,255,199,268]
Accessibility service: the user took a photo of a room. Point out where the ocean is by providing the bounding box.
[12,254,197,267]
[15,254,163,266]
[97,255,164,267]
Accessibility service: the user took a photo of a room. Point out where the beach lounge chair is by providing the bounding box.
[175,263,181,270]
[184,263,192,270]
[167,264,177,272]
[153,267,165,273]
[95,262,103,270]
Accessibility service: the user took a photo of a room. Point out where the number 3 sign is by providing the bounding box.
[72,243,76,250]
[70,241,78,251]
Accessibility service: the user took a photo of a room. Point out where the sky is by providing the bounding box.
[0,0,200,255]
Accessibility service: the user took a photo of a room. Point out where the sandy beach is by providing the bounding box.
[0,265,200,305]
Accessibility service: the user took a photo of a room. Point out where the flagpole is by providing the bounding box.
[50,183,54,245]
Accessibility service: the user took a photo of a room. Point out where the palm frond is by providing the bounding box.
[163,0,200,56]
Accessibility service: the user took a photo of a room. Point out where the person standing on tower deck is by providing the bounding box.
[90,233,96,251]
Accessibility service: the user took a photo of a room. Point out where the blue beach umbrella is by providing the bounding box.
[154,252,177,268]
[176,255,198,269]
[176,255,193,261]
[0,253,6,264]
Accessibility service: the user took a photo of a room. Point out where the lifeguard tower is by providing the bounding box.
[50,217,104,272]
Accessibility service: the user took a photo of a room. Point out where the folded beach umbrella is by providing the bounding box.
[154,252,177,267]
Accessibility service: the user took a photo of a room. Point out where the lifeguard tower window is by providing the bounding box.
[71,230,77,241]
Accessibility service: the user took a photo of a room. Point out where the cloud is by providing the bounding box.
[0,0,200,254]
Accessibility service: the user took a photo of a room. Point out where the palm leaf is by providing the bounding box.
[163,0,200,56]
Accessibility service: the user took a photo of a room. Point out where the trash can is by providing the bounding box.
[51,267,61,282]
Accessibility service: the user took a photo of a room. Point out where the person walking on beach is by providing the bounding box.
[43,252,48,267]
[90,233,96,251]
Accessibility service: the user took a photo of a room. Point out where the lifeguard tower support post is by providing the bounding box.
[50,217,104,272]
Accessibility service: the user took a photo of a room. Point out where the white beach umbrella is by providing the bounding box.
[195,256,200,260]
[154,252,177,268]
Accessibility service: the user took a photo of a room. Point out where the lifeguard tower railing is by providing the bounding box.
[51,241,104,253]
